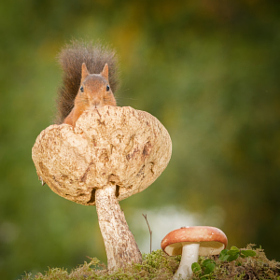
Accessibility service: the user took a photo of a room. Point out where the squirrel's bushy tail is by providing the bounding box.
[56,41,119,124]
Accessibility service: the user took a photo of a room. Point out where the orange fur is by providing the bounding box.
[55,41,119,124]
[63,63,116,127]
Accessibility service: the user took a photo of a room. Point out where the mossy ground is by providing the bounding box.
[22,245,279,280]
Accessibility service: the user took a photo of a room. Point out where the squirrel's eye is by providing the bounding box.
[80,86,84,92]
[106,85,110,91]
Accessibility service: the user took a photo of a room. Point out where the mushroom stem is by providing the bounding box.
[173,243,200,280]
[95,184,142,272]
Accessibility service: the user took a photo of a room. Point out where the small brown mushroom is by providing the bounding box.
[161,226,228,279]
[32,106,172,272]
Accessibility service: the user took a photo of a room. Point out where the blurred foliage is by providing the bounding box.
[0,0,280,279]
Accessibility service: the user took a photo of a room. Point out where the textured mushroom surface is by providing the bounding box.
[161,226,228,256]
[32,106,172,205]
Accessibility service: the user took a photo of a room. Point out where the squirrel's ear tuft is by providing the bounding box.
[81,63,90,81]
[100,63,109,81]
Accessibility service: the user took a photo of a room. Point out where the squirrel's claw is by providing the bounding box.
[39,176,46,186]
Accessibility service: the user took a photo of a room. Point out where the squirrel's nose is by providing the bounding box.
[91,100,101,108]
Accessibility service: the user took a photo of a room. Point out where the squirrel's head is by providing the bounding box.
[77,63,117,108]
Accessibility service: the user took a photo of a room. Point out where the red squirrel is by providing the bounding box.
[55,41,119,126]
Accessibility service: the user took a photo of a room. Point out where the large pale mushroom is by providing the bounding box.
[32,105,172,272]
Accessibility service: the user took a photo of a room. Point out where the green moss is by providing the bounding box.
[21,245,279,280]
[191,245,280,280]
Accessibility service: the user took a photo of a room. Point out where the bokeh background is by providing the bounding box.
[1,1,280,279]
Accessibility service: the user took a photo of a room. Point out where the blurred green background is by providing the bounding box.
[1,1,280,279]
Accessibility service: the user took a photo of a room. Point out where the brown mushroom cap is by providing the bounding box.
[161,226,228,256]
[32,106,172,205]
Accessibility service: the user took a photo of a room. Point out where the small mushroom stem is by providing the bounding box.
[173,243,200,280]
[95,184,142,272]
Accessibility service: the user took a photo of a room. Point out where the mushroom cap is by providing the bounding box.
[32,106,172,206]
[161,226,228,256]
